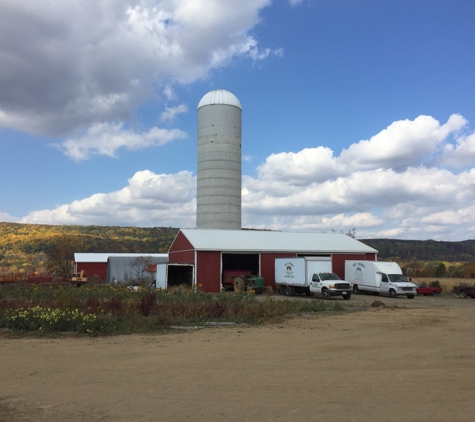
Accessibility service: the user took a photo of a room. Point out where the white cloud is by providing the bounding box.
[0,211,19,223]
[21,170,196,227]
[15,113,475,241]
[289,213,384,231]
[159,104,188,123]
[52,122,188,161]
[439,132,475,168]
[0,0,276,137]
[339,114,466,171]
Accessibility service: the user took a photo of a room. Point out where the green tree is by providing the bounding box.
[434,263,446,277]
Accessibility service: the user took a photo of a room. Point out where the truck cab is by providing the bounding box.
[380,273,416,298]
[310,272,352,300]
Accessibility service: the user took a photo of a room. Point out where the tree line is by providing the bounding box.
[0,223,474,276]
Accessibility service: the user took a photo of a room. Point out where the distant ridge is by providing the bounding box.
[1,223,474,273]
[360,238,475,262]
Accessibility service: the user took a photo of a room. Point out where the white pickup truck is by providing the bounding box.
[275,257,352,300]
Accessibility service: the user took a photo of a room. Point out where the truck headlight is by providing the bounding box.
[329,285,335,289]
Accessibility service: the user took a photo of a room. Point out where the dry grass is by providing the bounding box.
[412,277,475,294]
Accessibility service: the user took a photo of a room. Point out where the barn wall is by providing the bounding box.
[332,254,376,279]
[260,253,297,290]
[76,263,107,281]
[169,232,195,264]
[196,251,221,292]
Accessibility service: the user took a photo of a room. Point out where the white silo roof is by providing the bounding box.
[197,89,242,110]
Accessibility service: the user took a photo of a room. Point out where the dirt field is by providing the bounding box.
[1,294,475,422]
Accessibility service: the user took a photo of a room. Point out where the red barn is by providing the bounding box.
[166,229,378,292]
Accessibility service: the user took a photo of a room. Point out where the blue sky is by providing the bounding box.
[1,0,475,241]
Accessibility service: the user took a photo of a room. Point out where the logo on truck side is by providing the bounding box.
[284,262,294,279]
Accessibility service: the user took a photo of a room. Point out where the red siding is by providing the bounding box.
[332,254,376,279]
[260,253,297,291]
[196,251,221,293]
[76,263,107,281]
[169,231,195,264]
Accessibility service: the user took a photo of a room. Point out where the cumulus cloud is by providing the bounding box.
[14,114,475,240]
[438,132,475,168]
[241,114,475,239]
[21,170,196,227]
[159,104,188,123]
[52,122,188,161]
[0,0,277,138]
[0,211,19,223]
[338,114,466,171]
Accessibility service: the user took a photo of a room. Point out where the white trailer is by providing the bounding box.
[275,257,352,300]
[345,261,416,299]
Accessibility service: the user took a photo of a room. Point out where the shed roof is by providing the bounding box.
[74,253,168,263]
[177,229,377,254]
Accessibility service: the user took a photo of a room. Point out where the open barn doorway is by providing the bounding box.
[157,264,194,292]
[221,253,259,291]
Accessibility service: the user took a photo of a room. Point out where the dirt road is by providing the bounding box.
[1,294,475,421]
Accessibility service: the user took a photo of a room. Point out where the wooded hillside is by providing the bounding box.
[360,238,475,262]
[0,222,474,274]
[0,223,179,273]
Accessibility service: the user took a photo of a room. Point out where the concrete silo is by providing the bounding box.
[197,90,242,230]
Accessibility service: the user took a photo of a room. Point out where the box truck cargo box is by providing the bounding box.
[345,261,416,299]
[275,257,352,300]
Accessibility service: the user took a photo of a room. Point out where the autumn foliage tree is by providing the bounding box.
[45,235,85,278]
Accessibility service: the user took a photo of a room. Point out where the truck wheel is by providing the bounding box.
[321,289,330,300]
[406,294,415,299]
[353,285,360,294]
[343,293,351,300]
[285,285,295,296]
[459,290,467,299]
[389,289,397,299]
[430,291,437,296]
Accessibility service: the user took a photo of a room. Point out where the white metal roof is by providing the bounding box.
[178,229,378,254]
[74,253,168,263]
[197,89,242,110]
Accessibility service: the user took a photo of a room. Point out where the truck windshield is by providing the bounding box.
[319,273,341,281]
[388,274,409,283]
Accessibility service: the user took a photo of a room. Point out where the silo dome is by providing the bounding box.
[196,89,242,230]
[198,89,242,110]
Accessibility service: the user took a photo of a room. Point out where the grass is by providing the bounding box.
[0,284,351,335]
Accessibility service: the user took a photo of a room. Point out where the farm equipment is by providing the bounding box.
[71,270,88,286]
[233,275,265,293]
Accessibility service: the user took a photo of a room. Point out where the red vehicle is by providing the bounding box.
[453,284,475,299]
[416,283,441,296]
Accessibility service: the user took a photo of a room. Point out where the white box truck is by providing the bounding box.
[345,261,416,299]
[275,257,352,300]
